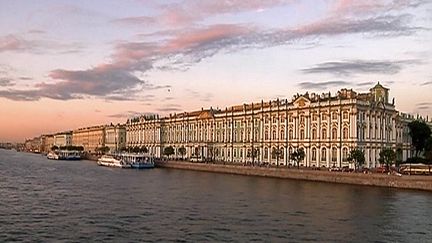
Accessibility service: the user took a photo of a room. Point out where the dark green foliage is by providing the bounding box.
[163,146,175,158]
[348,148,365,170]
[290,148,305,169]
[379,148,396,168]
[408,120,432,156]
[178,146,186,158]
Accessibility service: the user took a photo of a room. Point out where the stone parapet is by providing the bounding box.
[156,161,432,192]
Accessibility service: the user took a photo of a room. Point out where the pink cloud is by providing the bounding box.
[0,35,26,52]
[162,24,250,52]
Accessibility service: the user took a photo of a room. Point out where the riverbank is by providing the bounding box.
[155,160,432,192]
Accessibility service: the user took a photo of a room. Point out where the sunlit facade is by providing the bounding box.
[127,84,414,168]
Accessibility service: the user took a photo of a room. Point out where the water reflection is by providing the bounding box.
[0,149,431,242]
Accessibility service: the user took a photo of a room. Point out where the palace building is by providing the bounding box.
[126,83,415,168]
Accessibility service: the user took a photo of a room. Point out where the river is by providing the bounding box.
[1,149,431,242]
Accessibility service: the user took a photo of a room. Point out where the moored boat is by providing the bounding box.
[97,153,154,169]
[47,150,81,160]
[97,155,131,168]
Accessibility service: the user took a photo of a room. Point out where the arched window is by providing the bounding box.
[265,129,269,140]
[332,147,337,162]
[272,130,277,140]
[280,129,285,140]
[264,147,269,158]
[321,148,327,162]
[343,127,349,139]
[312,147,317,161]
[312,128,317,139]
[271,147,277,159]
[322,128,327,139]
[342,147,348,162]
[332,128,337,139]
[300,129,304,140]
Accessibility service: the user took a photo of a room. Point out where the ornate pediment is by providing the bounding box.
[293,96,311,108]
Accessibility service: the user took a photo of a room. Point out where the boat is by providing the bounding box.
[47,151,59,160]
[47,150,81,160]
[121,153,155,169]
[97,153,154,169]
[97,155,131,168]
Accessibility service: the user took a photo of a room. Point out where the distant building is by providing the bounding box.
[24,136,42,153]
[41,134,54,153]
[126,83,424,168]
[104,124,126,152]
[72,125,105,153]
[54,132,72,147]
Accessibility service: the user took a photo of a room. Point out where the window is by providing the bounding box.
[300,129,304,140]
[321,148,326,162]
[332,112,338,120]
[280,129,285,140]
[289,129,293,140]
[322,128,327,139]
[343,127,349,139]
[312,128,317,139]
[264,147,268,158]
[343,111,349,120]
[332,128,337,139]
[272,130,277,140]
[342,148,348,162]
[312,148,317,161]
[312,113,318,121]
[332,147,337,162]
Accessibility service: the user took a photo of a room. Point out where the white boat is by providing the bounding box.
[121,153,155,169]
[97,155,131,168]
[97,153,154,169]
[47,150,81,160]
[47,151,59,160]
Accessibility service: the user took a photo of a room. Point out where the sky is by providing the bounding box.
[0,0,431,142]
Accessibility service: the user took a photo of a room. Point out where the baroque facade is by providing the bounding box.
[72,124,126,153]
[126,84,414,168]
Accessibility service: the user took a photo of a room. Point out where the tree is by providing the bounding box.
[51,145,59,151]
[140,146,148,153]
[96,146,110,154]
[290,148,305,169]
[178,146,186,160]
[424,137,432,173]
[379,148,396,170]
[163,146,175,159]
[348,148,365,171]
[272,147,283,166]
[408,120,432,157]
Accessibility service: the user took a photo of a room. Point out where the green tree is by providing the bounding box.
[408,120,432,157]
[140,146,148,153]
[178,146,186,160]
[272,147,283,166]
[163,146,175,158]
[132,146,140,153]
[290,148,305,169]
[379,148,396,170]
[51,145,59,151]
[424,137,432,173]
[348,148,365,171]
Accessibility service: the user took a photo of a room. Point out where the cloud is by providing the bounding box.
[156,104,183,113]
[108,110,157,119]
[1,1,425,102]
[111,16,156,25]
[420,81,432,86]
[301,59,420,76]
[297,80,381,90]
[0,78,14,87]
[415,102,432,111]
[0,35,27,52]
